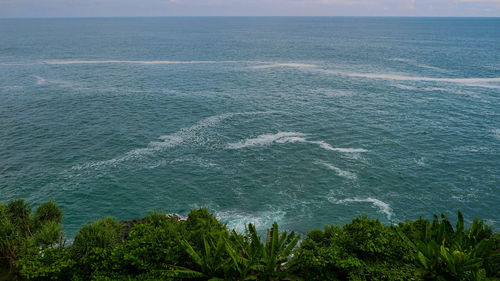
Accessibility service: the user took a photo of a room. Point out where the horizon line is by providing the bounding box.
[1,15,500,20]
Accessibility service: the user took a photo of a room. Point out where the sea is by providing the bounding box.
[0,17,499,236]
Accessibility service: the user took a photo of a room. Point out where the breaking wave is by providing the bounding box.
[328,197,394,221]
[215,209,286,233]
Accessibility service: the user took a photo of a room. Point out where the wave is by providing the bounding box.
[317,161,357,180]
[72,111,279,170]
[228,132,367,153]
[328,197,394,221]
[215,209,286,233]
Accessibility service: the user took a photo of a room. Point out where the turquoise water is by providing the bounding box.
[0,17,499,236]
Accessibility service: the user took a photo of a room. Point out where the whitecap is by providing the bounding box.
[317,161,357,180]
[415,157,426,167]
[228,132,307,149]
[215,209,286,233]
[491,129,500,140]
[228,132,367,153]
[34,75,47,85]
[328,197,394,221]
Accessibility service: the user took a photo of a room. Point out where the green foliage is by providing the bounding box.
[33,201,63,231]
[170,234,231,279]
[257,222,301,280]
[17,246,74,280]
[1,199,498,281]
[292,217,418,281]
[396,211,500,280]
[169,222,301,280]
[185,208,228,251]
[70,217,122,279]
[0,199,64,272]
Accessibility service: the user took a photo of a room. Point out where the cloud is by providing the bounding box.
[457,0,500,2]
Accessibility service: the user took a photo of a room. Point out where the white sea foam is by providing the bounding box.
[250,63,317,69]
[249,62,500,88]
[390,58,449,73]
[415,157,426,167]
[393,84,482,97]
[392,84,418,90]
[492,129,500,140]
[228,132,367,153]
[34,75,47,85]
[34,75,79,88]
[309,140,367,153]
[317,161,357,180]
[328,197,394,220]
[0,85,24,90]
[72,111,279,170]
[309,88,354,97]
[421,87,480,97]
[323,70,500,84]
[215,210,286,233]
[228,132,307,149]
[41,60,238,65]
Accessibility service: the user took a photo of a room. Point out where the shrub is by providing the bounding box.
[292,217,418,281]
[70,217,122,279]
[1,199,498,281]
[17,246,74,280]
[396,211,500,280]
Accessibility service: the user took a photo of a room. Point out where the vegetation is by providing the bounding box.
[0,199,499,280]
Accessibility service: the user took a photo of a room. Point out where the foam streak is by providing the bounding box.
[329,197,394,220]
[228,132,367,153]
[317,161,357,180]
[72,111,279,170]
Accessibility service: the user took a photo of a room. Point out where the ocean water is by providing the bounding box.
[0,17,499,236]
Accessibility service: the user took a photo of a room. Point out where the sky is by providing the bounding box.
[0,0,500,18]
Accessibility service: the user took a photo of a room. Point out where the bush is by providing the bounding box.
[1,199,498,281]
[291,217,419,281]
[70,217,122,279]
[396,211,500,281]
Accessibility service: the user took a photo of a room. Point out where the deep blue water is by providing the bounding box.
[0,17,499,236]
